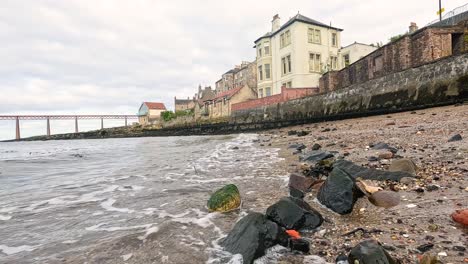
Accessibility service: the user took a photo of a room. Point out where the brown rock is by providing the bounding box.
[289,173,315,193]
[451,209,468,226]
[389,159,418,175]
[368,191,400,208]
[378,151,394,159]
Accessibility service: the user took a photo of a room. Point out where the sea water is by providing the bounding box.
[0,134,288,263]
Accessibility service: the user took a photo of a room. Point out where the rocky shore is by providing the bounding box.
[219,104,467,263]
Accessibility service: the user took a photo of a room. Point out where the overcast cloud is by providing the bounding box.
[0,0,466,139]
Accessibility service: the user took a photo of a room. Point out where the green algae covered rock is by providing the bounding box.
[207,184,241,212]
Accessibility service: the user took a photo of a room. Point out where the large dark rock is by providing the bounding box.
[333,160,414,182]
[348,240,398,264]
[221,212,288,264]
[317,165,362,215]
[289,186,305,199]
[266,197,323,230]
[300,150,334,163]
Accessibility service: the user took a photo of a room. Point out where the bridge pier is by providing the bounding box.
[46,117,51,137]
[125,117,128,127]
[101,118,104,130]
[15,116,20,141]
[75,117,79,133]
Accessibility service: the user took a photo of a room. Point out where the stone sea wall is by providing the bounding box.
[231,53,468,124]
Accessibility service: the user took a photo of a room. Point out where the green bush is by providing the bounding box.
[161,111,175,121]
[161,109,194,122]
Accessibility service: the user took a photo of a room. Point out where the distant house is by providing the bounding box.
[138,102,167,125]
[206,85,257,118]
[194,86,216,119]
[339,42,378,68]
[174,96,196,112]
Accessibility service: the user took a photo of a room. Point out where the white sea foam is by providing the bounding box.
[100,198,134,213]
[137,226,160,241]
[26,185,120,212]
[85,223,152,232]
[170,209,219,229]
[0,215,12,221]
[0,206,17,213]
[226,254,243,264]
[252,245,290,263]
[0,244,39,255]
[62,240,79,244]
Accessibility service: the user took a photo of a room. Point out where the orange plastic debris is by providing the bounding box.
[286,229,301,239]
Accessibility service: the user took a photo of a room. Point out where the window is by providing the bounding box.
[330,56,338,70]
[373,55,383,72]
[280,30,291,48]
[265,87,271,96]
[314,29,321,44]
[307,28,314,43]
[307,28,321,43]
[264,41,270,55]
[282,82,292,88]
[265,64,271,79]
[257,43,262,57]
[331,33,337,47]
[285,30,291,45]
[309,53,321,72]
[259,88,263,98]
[343,54,350,67]
[281,55,291,75]
[258,65,263,81]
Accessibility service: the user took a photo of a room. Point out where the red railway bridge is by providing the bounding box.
[0,115,139,140]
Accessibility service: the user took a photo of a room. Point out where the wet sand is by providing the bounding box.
[259,104,468,263]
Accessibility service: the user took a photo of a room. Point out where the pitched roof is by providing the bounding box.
[143,102,166,110]
[254,14,343,43]
[175,98,194,104]
[211,86,243,101]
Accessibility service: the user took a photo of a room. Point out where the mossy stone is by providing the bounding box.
[207,184,241,212]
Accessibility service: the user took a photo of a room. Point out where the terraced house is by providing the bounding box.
[254,13,344,97]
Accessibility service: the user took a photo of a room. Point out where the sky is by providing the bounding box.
[0,0,467,140]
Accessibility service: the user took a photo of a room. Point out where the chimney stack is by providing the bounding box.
[272,14,281,32]
[409,22,418,34]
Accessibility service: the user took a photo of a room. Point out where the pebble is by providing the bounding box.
[438,251,448,257]
[453,246,466,251]
[425,185,440,191]
[448,134,462,142]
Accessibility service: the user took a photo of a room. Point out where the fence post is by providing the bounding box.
[75,117,79,133]
[46,117,51,137]
[15,116,20,140]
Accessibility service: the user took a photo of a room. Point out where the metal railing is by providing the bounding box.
[426,3,468,26]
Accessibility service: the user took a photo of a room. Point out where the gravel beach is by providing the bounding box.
[258,104,468,263]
